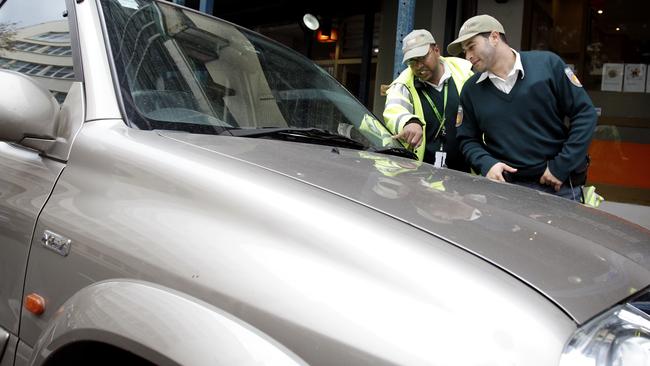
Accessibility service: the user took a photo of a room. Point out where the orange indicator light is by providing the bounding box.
[25,293,46,315]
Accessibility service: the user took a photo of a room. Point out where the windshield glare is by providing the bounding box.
[100,0,400,149]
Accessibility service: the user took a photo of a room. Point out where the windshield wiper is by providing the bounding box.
[225,127,366,150]
[366,146,418,160]
[224,127,416,159]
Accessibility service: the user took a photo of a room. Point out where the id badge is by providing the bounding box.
[434,151,447,168]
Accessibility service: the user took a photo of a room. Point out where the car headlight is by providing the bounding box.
[559,290,650,366]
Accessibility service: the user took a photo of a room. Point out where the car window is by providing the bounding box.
[0,0,74,104]
[100,0,400,149]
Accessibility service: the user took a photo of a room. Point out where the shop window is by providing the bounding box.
[526,0,650,205]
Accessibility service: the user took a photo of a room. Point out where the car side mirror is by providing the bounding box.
[0,70,59,151]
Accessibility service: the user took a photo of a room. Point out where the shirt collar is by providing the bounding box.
[414,59,451,89]
[476,49,525,84]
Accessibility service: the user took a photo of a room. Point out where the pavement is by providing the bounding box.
[598,201,650,230]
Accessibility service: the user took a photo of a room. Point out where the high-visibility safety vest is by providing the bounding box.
[582,185,604,208]
[383,57,473,161]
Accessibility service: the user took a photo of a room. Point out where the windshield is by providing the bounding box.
[100,0,401,150]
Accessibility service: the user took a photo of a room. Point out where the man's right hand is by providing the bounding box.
[392,119,423,148]
[486,162,518,182]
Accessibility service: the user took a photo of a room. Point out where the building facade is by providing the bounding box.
[0,20,74,103]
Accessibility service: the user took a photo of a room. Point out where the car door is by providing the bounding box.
[0,0,75,343]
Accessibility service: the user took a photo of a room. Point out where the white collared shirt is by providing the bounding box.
[476,49,525,94]
[421,59,452,92]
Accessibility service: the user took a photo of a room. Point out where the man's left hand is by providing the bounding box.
[539,167,562,192]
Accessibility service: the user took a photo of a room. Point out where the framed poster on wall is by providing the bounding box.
[623,64,646,92]
[601,63,624,92]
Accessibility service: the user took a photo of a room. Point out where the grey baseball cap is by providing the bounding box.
[401,29,435,64]
[447,14,505,56]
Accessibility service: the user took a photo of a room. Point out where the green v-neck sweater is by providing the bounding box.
[457,51,597,181]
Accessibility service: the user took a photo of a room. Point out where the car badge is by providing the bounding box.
[41,230,71,257]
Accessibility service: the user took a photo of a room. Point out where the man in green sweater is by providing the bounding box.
[447,15,597,201]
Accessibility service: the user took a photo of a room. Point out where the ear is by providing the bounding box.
[489,31,500,46]
[432,44,441,54]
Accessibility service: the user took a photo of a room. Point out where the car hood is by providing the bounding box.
[160,132,650,324]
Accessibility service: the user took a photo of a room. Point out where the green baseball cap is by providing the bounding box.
[447,14,505,56]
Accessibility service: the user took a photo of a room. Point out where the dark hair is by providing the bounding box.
[479,31,507,44]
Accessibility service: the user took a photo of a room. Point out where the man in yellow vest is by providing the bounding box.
[384,29,474,172]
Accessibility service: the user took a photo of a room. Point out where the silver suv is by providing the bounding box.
[1,1,649,365]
